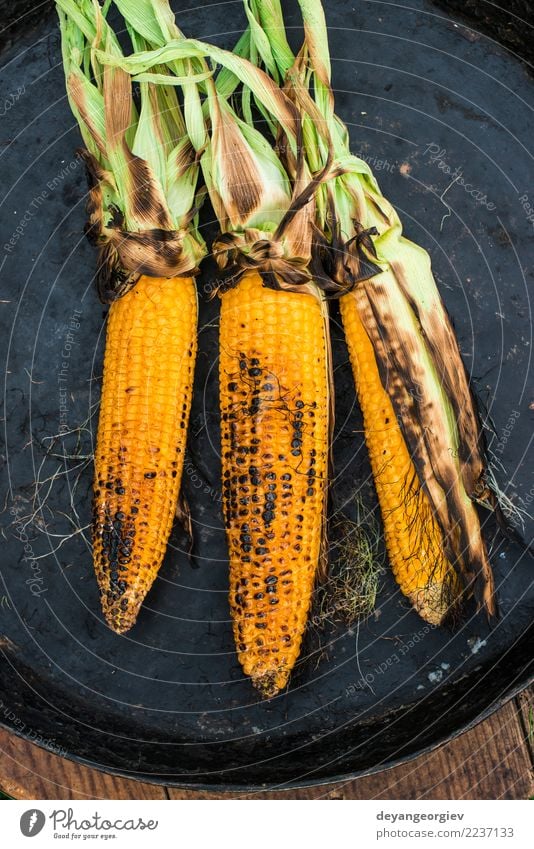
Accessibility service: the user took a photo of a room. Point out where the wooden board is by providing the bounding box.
[1,689,532,800]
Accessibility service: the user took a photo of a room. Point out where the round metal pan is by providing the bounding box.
[0,0,533,790]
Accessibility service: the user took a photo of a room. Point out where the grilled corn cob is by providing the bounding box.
[93,275,197,632]
[340,291,459,624]
[220,270,329,695]
[57,0,205,631]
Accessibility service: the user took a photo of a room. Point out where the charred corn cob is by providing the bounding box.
[57,0,205,631]
[340,291,459,624]
[93,276,197,632]
[220,271,329,695]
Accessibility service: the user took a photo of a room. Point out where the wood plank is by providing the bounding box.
[0,728,167,800]
[1,696,531,799]
[168,699,533,800]
[516,685,534,763]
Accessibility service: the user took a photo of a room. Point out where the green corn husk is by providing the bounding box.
[94,2,344,294]
[246,0,508,618]
[56,0,206,301]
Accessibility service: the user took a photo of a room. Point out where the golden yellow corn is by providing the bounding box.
[92,275,197,633]
[220,270,329,696]
[340,291,460,625]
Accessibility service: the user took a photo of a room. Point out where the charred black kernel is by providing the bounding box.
[265,575,278,585]
[267,484,276,491]
[255,623,267,629]
[241,524,250,532]
[256,547,267,555]
[240,578,249,586]
[242,555,251,563]
[239,497,250,505]
[242,544,252,553]
[292,439,301,449]
[115,512,125,521]
[295,400,304,408]
[144,471,156,479]
[294,411,303,419]
[120,599,128,610]
[110,570,119,581]
[257,537,266,545]
[269,598,279,605]
[296,514,304,522]
[239,360,246,370]
[252,495,260,503]
[228,382,238,391]
[262,383,274,391]
[251,438,260,445]
[238,475,248,484]
[281,473,291,481]
[262,511,274,523]
[251,476,261,486]
[105,482,113,490]
[266,586,277,595]
[307,488,315,496]
[265,492,275,502]
[248,367,261,377]
[254,592,264,600]
[241,534,252,544]
[266,472,276,481]
[235,593,244,604]
[238,446,249,454]
[236,456,245,465]
[308,468,316,476]
[171,470,177,478]
[291,449,301,456]
[249,466,259,475]
[250,357,259,365]
[293,421,303,430]
[249,447,259,454]
[310,449,316,456]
